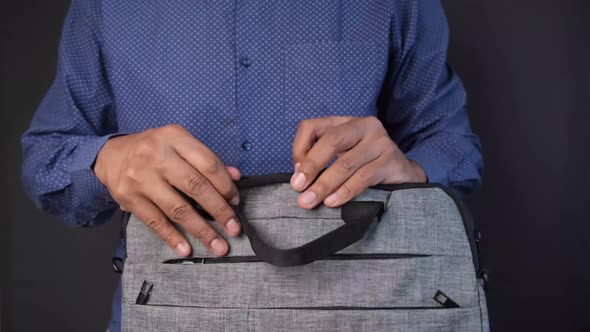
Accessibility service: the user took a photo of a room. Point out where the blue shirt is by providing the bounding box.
[21,0,483,330]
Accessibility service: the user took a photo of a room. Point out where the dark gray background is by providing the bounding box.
[1,0,589,331]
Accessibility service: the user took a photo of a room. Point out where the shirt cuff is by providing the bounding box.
[69,133,126,225]
[405,148,449,187]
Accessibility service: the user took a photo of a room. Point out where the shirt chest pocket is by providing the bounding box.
[283,41,389,125]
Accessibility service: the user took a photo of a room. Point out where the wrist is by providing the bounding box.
[93,135,127,187]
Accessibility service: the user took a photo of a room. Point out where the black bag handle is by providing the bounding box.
[234,200,384,267]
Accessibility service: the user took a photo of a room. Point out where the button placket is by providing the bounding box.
[235,0,258,159]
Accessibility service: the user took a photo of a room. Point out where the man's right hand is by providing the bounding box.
[93,124,241,257]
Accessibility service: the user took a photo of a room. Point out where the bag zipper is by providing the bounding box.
[134,282,459,309]
[163,253,430,265]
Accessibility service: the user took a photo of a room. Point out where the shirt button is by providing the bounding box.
[239,56,251,68]
[241,140,252,151]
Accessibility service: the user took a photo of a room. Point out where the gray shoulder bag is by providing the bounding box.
[121,173,489,331]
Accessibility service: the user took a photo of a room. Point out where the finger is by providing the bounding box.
[292,118,332,166]
[170,126,240,205]
[292,116,354,167]
[145,178,229,256]
[130,196,192,257]
[163,157,241,237]
[298,140,382,209]
[291,119,366,192]
[226,166,241,181]
[324,157,390,207]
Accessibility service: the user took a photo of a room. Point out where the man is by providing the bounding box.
[21,0,483,330]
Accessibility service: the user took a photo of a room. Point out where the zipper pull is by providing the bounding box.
[433,290,460,308]
[135,280,154,305]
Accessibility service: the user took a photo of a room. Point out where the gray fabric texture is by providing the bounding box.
[124,306,483,332]
[122,183,489,331]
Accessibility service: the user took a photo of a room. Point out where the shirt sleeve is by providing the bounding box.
[379,0,484,196]
[21,0,121,227]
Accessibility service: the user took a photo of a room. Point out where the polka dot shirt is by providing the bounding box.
[22,0,483,228]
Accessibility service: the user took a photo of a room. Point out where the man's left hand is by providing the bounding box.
[291,116,427,209]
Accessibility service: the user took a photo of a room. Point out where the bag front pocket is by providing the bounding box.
[123,256,475,332]
[123,255,477,310]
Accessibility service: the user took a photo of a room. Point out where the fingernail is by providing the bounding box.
[230,195,240,206]
[226,218,241,236]
[210,238,228,256]
[294,162,301,171]
[300,191,316,206]
[291,172,306,190]
[175,242,191,256]
[324,193,338,206]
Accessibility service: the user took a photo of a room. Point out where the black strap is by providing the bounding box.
[235,201,384,267]
[234,172,481,275]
